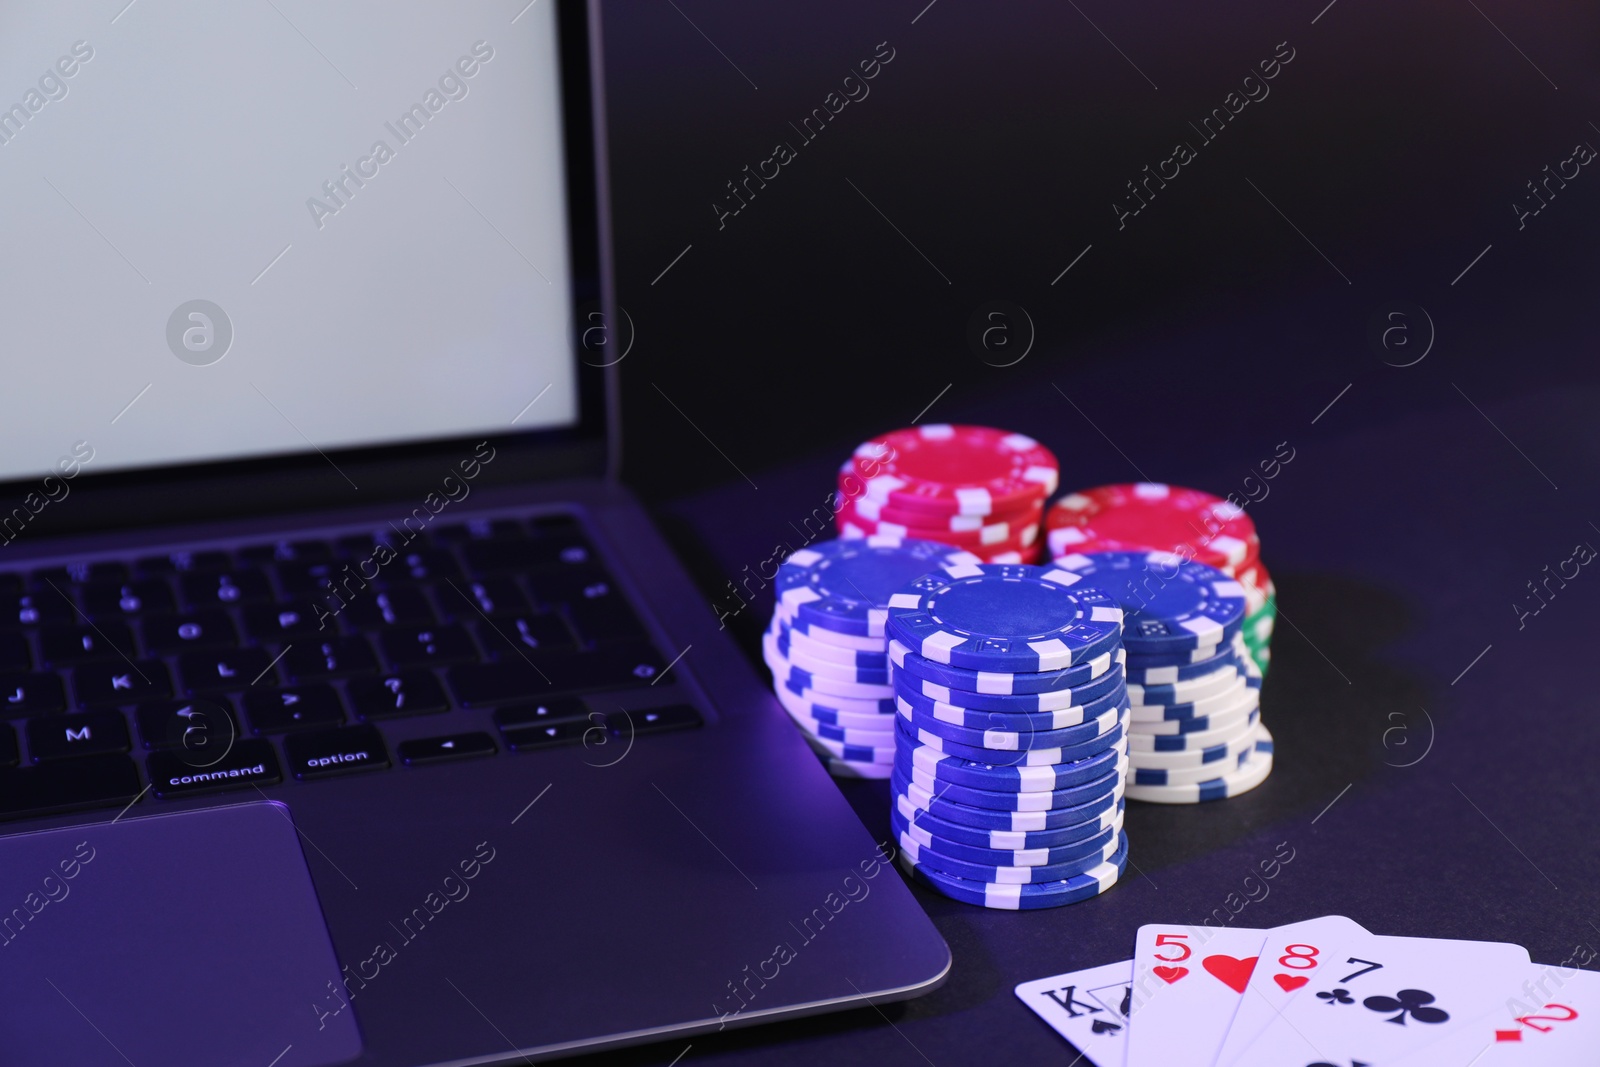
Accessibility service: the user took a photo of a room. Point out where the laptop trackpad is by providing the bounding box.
[0,801,361,1067]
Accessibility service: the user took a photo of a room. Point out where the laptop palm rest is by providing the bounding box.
[0,801,361,1067]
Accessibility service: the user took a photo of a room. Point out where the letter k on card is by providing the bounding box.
[1126,924,1268,1067]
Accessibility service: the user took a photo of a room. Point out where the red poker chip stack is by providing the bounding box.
[1044,483,1276,671]
[836,425,1058,564]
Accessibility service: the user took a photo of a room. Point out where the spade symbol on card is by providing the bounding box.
[1153,965,1188,984]
[1090,1018,1122,1034]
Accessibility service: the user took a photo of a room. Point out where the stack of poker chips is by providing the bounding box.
[763,536,983,779]
[835,425,1058,564]
[884,561,1130,910]
[1045,483,1275,674]
[1053,550,1273,804]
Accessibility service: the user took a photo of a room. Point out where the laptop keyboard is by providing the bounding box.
[0,513,700,821]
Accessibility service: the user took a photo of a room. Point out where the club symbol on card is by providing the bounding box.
[1363,989,1448,1026]
[1152,965,1188,984]
[1202,954,1258,994]
[1317,989,1356,1005]
[1090,1019,1122,1034]
[1274,974,1310,992]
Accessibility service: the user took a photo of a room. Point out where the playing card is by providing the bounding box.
[1127,923,1268,1067]
[1016,959,1137,1067]
[1211,914,1370,1066]
[1229,930,1531,1067]
[1387,963,1600,1066]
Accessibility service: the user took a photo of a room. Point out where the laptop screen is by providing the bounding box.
[0,2,579,483]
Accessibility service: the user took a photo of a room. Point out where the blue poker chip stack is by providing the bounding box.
[885,561,1131,909]
[1052,551,1273,804]
[763,536,984,779]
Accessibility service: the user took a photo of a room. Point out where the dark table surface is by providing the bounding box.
[574,2,1600,1062]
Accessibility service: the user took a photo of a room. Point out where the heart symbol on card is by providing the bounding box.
[1274,974,1309,992]
[1152,965,1189,984]
[1202,954,1258,994]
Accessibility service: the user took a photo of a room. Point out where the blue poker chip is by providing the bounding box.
[1053,551,1246,654]
[893,816,1121,885]
[890,657,1126,713]
[892,807,1119,870]
[1126,721,1259,770]
[1129,675,1251,717]
[763,631,896,705]
[773,680,894,735]
[1124,642,1247,685]
[895,790,1126,850]
[1127,727,1273,802]
[896,769,1124,831]
[1129,710,1258,752]
[777,618,889,670]
[777,628,892,685]
[888,639,1124,696]
[1129,700,1258,735]
[777,536,981,638]
[896,694,1126,752]
[900,830,1128,909]
[1130,731,1265,785]
[895,711,1126,766]
[885,562,1125,674]
[893,673,1127,729]
[896,730,1127,793]
[894,748,1127,811]
[1126,664,1243,707]
[1130,684,1258,724]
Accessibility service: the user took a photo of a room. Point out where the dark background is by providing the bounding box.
[589,2,1600,1063]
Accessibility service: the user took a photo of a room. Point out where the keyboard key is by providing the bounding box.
[343,587,435,629]
[560,581,648,645]
[242,685,344,733]
[178,648,275,693]
[474,613,575,659]
[238,539,332,565]
[72,661,171,706]
[136,549,232,574]
[381,549,463,586]
[398,732,496,766]
[605,704,702,736]
[147,740,281,798]
[135,698,237,751]
[281,637,377,680]
[242,600,334,642]
[273,560,340,597]
[141,609,238,654]
[0,672,67,716]
[32,561,129,586]
[376,624,478,667]
[346,672,450,719]
[440,578,530,620]
[0,724,15,766]
[333,532,396,558]
[179,568,274,608]
[27,710,130,761]
[39,622,135,667]
[0,754,142,820]
[82,579,176,619]
[446,642,672,707]
[502,721,587,752]
[0,631,31,670]
[0,592,74,629]
[493,697,589,730]
[284,724,389,779]
[431,518,525,547]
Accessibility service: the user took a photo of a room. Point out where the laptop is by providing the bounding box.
[0,3,949,1063]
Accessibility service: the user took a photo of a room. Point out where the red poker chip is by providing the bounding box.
[844,483,1045,533]
[1045,483,1259,570]
[844,425,1058,517]
[835,496,1041,552]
